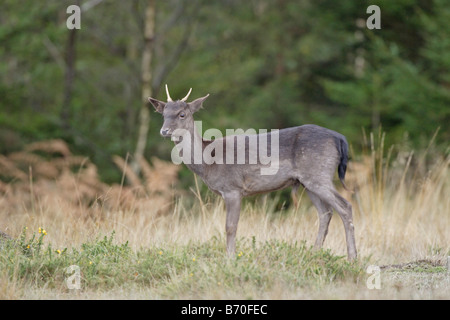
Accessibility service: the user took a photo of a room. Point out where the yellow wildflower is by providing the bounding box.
[38,227,42,234]
[56,249,61,254]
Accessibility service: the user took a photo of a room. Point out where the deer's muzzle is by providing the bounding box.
[160,128,172,137]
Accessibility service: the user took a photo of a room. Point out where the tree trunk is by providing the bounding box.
[132,0,156,174]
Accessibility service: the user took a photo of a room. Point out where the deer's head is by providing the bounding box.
[149,85,209,138]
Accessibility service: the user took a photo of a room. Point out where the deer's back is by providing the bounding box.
[200,124,344,196]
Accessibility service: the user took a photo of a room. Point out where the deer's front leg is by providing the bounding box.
[223,191,242,257]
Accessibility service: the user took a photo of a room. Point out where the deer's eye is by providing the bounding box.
[179,112,186,119]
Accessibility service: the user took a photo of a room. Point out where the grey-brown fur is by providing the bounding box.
[149,90,357,260]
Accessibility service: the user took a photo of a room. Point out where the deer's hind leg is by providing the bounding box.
[306,190,333,249]
[290,180,302,209]
[304,183,357,261]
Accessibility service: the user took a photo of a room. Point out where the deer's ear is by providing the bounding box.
[148,98,166,114]
[187,94,209,113]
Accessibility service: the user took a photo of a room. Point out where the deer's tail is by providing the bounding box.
[336,135,351,192]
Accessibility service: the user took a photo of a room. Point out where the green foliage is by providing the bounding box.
[0,0,448,182]
[1,228,133,288]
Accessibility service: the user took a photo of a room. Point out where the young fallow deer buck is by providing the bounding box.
[149,86,357,260]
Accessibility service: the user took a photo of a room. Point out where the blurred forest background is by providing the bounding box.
[0,0,449,184]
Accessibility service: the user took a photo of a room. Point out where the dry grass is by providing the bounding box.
[0,136,449,299]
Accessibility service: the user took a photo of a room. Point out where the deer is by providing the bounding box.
[149,85,357,261]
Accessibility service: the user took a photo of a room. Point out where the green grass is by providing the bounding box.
[383,260,448,274]
[0,229,365,298]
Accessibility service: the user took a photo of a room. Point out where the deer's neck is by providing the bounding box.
[173,123,208,177]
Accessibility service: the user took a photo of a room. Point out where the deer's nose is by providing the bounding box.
[160,128,171,137]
